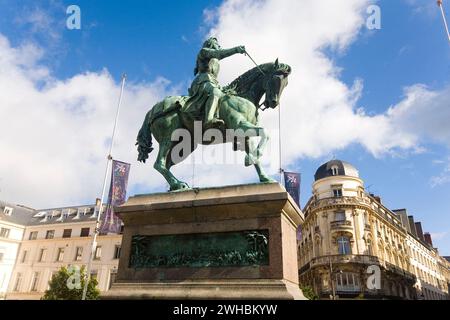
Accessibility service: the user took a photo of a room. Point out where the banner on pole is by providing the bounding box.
[99,160,131,234]
[283,171,301,208]
[297,225,302,241]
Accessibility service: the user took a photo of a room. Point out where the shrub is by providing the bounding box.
[41,265,99,300]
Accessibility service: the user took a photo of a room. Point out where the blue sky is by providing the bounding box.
[0,0,449,254]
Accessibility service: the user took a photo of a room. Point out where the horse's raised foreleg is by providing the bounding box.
[154,141,190,191]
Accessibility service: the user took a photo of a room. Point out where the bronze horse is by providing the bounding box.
[136,59,291,191]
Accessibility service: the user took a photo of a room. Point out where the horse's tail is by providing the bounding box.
[136,109,155,163]
[136,97,185,163]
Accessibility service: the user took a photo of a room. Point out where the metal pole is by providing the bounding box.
[192,148,195,188]
[330,257,336,300]
[82,74,126,300]
[438,1,450,42]
[278,104,283,184]
[243,50,283,182]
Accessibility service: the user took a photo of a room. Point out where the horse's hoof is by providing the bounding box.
[179,182,190,189]
[260,176,276,183]
[170,182,191,191]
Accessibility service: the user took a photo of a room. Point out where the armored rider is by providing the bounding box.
[189,37,246,128]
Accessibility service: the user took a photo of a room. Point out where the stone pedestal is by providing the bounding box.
[103,183,306,300]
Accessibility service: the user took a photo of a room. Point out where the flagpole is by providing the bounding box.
[278,103,283,185]
[82,74,126,300]
[438,0,450,42]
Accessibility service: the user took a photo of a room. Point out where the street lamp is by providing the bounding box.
[328,256,345,300]
[329,257,335,300]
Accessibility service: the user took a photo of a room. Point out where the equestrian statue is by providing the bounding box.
[136,37,291,191]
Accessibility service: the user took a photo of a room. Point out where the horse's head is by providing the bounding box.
[263,59,291,109]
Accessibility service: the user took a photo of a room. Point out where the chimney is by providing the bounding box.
[393,209,411,233]
[424,233,433,247]
[370,194,382,204]
[415,222,425,242]
[408,216,418,237]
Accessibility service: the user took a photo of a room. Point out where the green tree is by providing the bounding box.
[41,265,100,300]
[300,285,319,300]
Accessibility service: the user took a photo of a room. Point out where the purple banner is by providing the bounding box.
[297,225,302,241]
[99,160,131,234]
[284,171,301,208]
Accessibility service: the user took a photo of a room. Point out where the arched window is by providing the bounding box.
[337,236,351,255]
[405,287,410,300]
[314,239,321,257]
[391,283,398,296]
[398,284,404,298]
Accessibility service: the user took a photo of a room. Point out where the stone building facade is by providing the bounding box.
[0,203,34,299]
[0,202,122,300]
[298,160,449,300]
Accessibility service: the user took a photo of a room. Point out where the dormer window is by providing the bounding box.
[331,165,339,176]
[40,212,50,223]
[3,206,13,216]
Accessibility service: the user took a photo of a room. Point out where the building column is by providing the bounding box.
[352,209,361,254]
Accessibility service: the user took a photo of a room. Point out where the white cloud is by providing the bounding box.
[430,157,450,187]
[2,0,450,208]
[403,0,440,16]
[204,0,442,165]
[430,231,448,241]
[14,4,66,44]
[0,34,175,208]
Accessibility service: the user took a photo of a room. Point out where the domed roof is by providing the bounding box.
[314,160,359,181]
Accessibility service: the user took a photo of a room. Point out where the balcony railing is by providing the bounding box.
[384,262,416,280]
[303,255,417,282]
[309,254,380,267]
[330,220,352,229]
[308,196,371,210]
